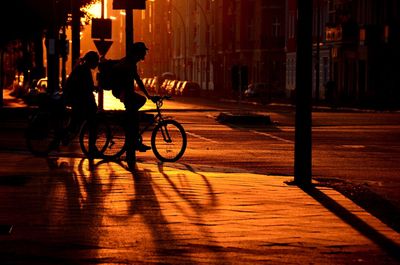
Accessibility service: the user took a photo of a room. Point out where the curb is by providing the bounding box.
[216,112,272,125]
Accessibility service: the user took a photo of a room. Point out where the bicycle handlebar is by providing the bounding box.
[155,95,171,109]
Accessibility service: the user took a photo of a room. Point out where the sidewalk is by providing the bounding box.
[0,152,399,264]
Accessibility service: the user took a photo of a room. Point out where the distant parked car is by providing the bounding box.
[174,81,185,96]
[165,80,179,95]
[180,81,201,96]
[9,73,26,98]
[159,79,173,95]
[244,83,270,102]
[35,78,48,93]
[25,77,65,105]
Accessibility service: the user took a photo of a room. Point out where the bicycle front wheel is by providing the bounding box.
[151,120,187,162]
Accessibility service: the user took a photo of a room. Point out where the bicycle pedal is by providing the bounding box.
[136,145,151,152]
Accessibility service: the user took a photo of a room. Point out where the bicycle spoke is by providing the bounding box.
[151,120,187,162]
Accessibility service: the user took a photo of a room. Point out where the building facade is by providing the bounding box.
[325,0,400,108]
[129,0,400,108]
[135,0,287,99]
[134,0,172,78]
[286,0,331,102]
[213,0,286,98]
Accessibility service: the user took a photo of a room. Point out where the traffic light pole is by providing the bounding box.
[294,0,313,187]
[97,0,106,111]
[126,9,134,55]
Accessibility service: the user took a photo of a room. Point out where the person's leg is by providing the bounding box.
[124,96,138,169]
[87,112,98,158]
[64,105,82,145]
[132,92,147,110]
[132,92,151,151]
[82,100,98,159]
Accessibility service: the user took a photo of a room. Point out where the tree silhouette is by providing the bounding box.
[0,0,95,46]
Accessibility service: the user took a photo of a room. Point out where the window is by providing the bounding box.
[272,17,281,37]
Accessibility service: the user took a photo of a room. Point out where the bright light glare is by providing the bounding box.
[95,90,154,111]
[82,2,103,18]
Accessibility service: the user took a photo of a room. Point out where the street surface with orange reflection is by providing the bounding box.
[0,91,400,264]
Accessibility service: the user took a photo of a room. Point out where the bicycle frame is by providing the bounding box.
[138,96,168,137]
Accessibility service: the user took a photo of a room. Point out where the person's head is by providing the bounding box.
[129,42,149,62]
[82,51,99,69]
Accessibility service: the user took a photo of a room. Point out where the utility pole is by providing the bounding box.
[294,0,313,186]
[315,0,321,102]
[60,27,67,87]
[47,0,59,95]
[125,9,133,55]
[71,0,80,68]
[113,0,145,55]
[0,50,3,107]
[98,0,106,110]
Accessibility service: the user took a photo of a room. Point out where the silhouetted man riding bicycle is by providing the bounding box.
[111,42,158,168]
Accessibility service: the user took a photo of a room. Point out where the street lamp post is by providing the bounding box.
[171,3,187,80]
[193,0,210,91]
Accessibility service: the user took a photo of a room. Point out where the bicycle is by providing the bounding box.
[25,92,112,157]
[100,95,187,162]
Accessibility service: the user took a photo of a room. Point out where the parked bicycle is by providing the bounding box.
[25,92,111,157]
[100,95,187,162]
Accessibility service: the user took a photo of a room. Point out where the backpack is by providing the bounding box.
[63,68,79,105]
[97,59,119,91]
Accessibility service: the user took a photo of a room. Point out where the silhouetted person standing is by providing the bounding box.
[111,42,157,169]
[64,51,99,158]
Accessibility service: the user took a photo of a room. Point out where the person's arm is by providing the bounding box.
[133,71,150,98]
[133,71,160,103]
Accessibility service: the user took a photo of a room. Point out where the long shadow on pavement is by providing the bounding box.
[301,185,400,261]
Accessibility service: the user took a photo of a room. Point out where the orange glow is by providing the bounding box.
[95,90,155,111]
[359,28,366,42]
[82,1,106,18]
[384,25,389,43]
[359,28,366,45]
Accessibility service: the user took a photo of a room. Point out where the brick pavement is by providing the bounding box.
[0,152,399,264]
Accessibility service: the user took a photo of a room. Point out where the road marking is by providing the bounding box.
[337,145,366,149]
[250,130,294,144]
[186,131,219,144]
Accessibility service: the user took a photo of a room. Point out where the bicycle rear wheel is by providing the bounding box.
[101,121,126,159]
[80,118,126,159]
[79,118,111,157]
[26,112,59,156]
[151,119,187,162]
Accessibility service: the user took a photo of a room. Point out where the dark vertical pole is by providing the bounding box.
[294,0,313,186]
[126,9,134,55]
[98,0,105,111]
[47,0,59,94]
[125,8,135,162]
[0,50,3,107]
[315,0,321,102]
[60,28,67,87]
[71,0,80,68]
